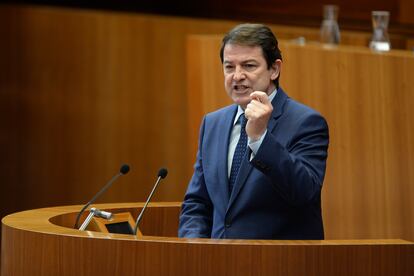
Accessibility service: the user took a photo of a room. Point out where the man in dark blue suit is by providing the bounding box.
[179,24,329,239]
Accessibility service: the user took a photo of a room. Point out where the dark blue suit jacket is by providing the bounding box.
[179,88,329,239]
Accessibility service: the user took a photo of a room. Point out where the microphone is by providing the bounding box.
[74,164,130,228]
[133,168,168,235]
[78,207,113,231]
[93,208,113,220]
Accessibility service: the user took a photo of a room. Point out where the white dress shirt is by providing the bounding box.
[227,89,277,177]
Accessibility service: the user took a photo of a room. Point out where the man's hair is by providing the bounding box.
[220,23,282,87]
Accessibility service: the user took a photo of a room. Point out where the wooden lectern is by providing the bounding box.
[2,202,413,275]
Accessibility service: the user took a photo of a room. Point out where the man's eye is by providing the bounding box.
[224,65,234,71]
[244,64,256,69]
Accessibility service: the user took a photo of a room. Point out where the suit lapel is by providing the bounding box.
[267,87,287,132]
[226,88,288,210]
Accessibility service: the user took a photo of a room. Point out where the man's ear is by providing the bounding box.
[270,59,282,80]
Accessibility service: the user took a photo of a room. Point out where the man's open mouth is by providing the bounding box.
[233,84,250,92]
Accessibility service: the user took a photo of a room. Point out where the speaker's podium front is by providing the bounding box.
[1,202,413,276]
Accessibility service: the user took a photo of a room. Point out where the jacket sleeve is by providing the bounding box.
[178,117,213,238]
[251,112,329,206]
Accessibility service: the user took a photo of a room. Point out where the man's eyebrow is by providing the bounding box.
[242,59,258,63]
[223,59,258,64]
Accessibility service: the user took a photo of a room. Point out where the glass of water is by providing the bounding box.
[320,5,340,45]
[369,11,391,52]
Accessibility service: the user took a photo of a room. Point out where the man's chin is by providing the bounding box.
[232,96,250,108]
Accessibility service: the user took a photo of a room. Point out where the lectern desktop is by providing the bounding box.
[91,211,137,235]
[1,202,413,276]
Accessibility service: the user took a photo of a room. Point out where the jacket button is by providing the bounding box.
[225,220,231,228]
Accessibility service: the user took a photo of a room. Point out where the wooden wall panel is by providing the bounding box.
[0,4,384,223]
[8,0,414,35]
[186,36,414,241]
[283,44,414,241]
[398,0,414,24]
[0,5,239,221]
[1,3,413,245]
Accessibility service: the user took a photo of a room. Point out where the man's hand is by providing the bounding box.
[244,91,273,141]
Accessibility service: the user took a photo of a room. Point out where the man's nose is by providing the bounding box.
[233,67,246,81]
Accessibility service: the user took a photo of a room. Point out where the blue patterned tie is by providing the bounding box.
[229,114,248,195]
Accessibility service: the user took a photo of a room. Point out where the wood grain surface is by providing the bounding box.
[2,203,413,276]
[1,3,413,248]
[0,4,389,231]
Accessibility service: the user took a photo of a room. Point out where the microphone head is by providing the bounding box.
[158,168,168,179]
[120,164,130,175]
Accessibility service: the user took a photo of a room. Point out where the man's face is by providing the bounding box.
[223,43,280,108]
